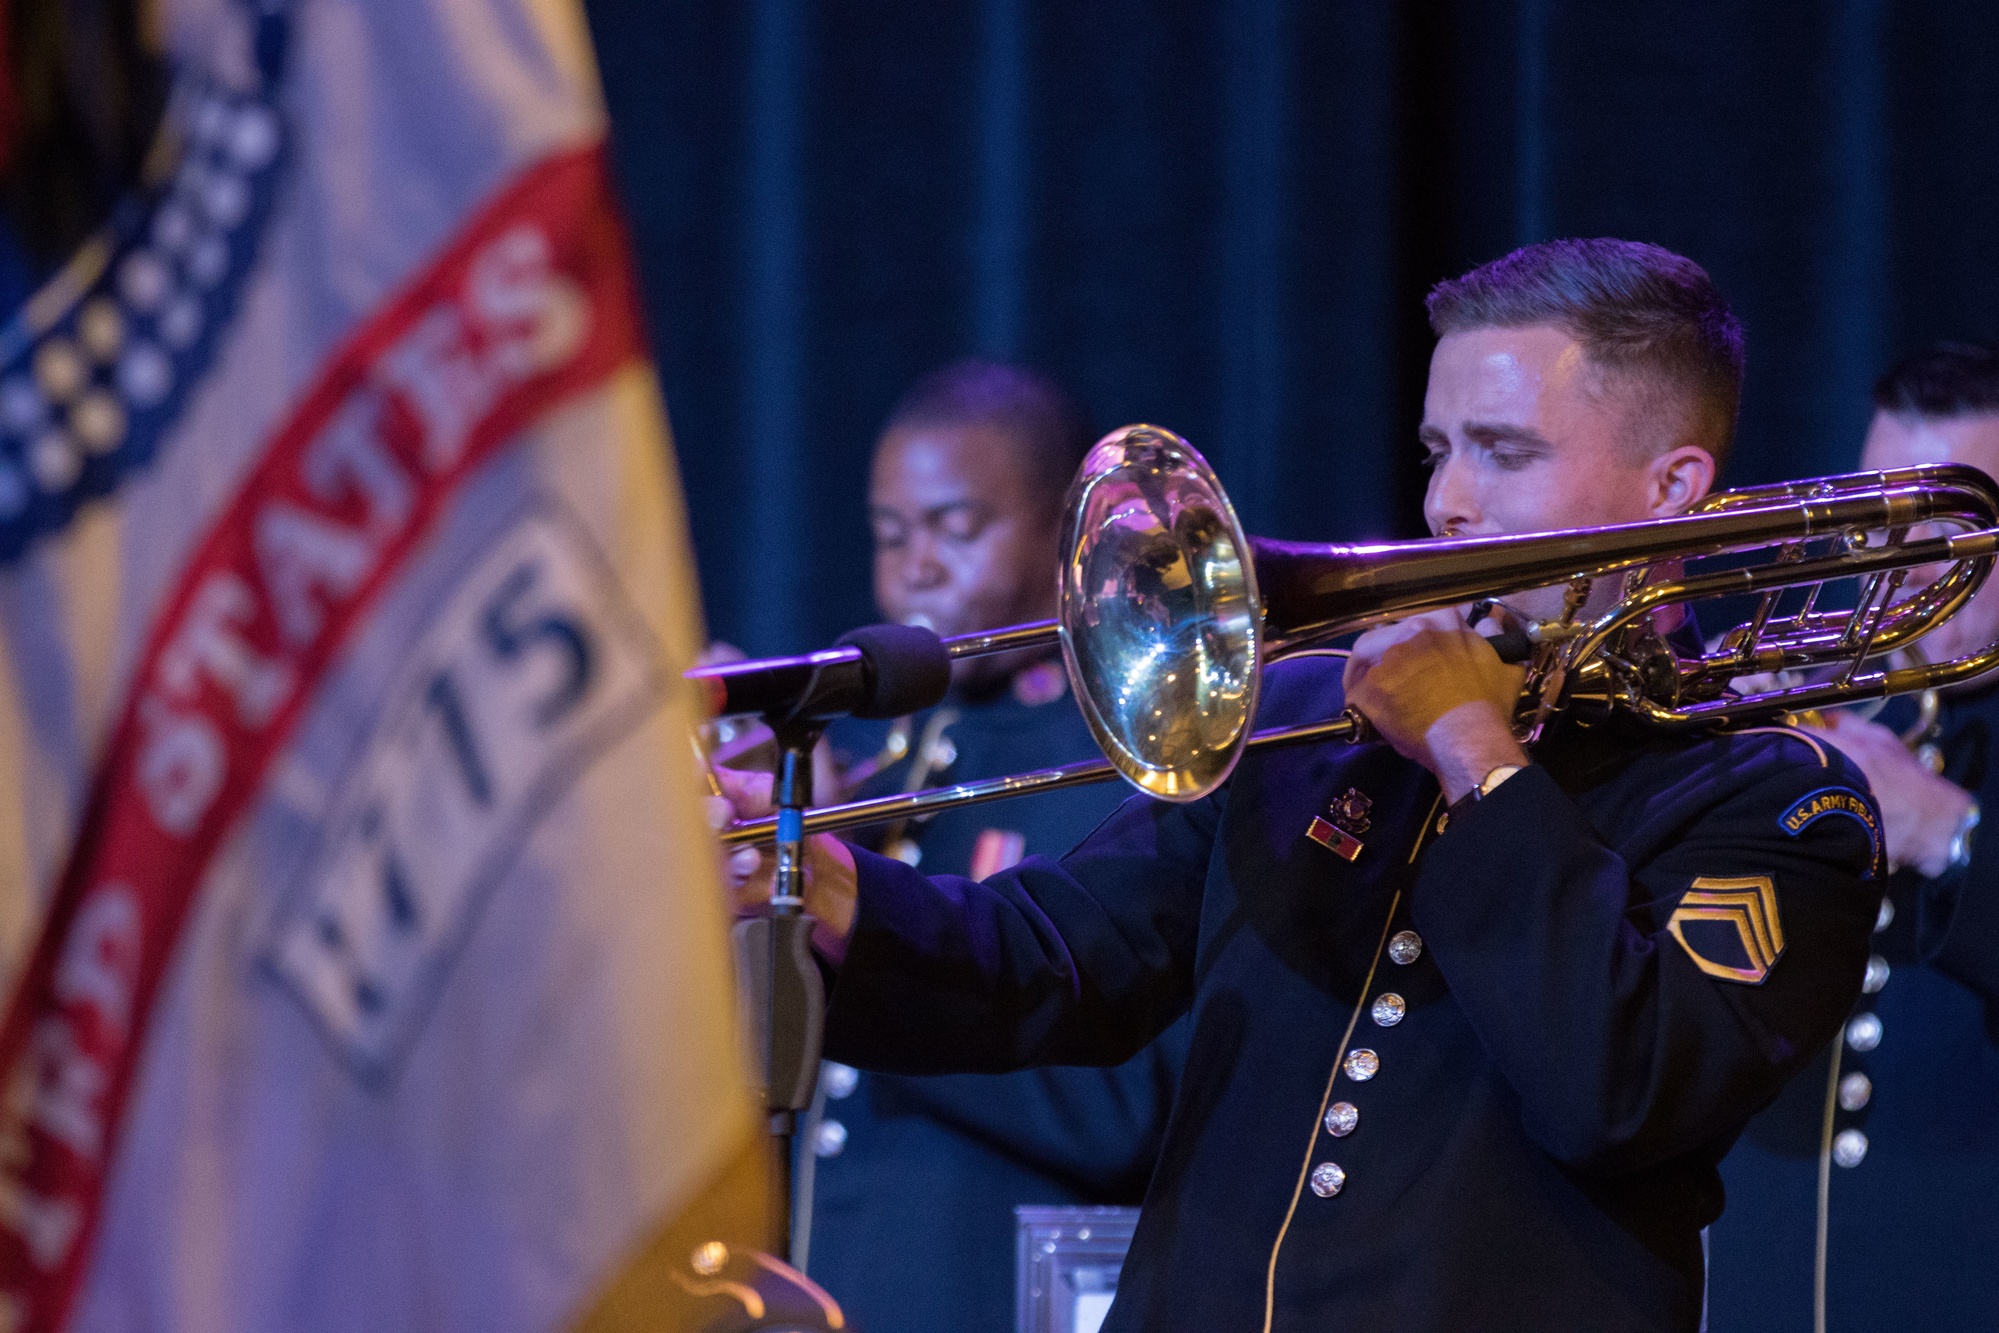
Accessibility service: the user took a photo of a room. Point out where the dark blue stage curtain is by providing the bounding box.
[585,0,1999,658]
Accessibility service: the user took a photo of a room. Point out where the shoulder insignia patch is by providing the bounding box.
[1667,875,1785,984]
[1778,786,1883,879]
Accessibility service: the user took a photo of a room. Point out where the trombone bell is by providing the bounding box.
[1059,427,1262,801]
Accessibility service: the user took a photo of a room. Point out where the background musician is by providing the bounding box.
[1711,342,1999,1332]
[719,240,1884,1332]
[802,360,1189,1333]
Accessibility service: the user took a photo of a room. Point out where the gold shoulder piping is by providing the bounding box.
[1726,724,1830,768]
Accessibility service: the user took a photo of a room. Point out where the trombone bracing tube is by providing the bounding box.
[716,715,1364,847]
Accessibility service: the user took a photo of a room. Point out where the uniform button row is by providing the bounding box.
[1317,949,1423,1204]
[1316,1055,1376,1199]
[812,1063,862,1159]
[1837,989,1879,1172]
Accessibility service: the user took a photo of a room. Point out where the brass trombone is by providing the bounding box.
[715,425,1999,848]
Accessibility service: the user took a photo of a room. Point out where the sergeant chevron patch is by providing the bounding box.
[1778,787,1884,879]
[1667,875,1785,984]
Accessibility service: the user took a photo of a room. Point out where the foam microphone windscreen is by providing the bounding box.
[834,623,953,718]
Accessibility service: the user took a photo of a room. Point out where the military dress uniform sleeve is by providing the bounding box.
[1916,845,1999,1005]
[1411,758,1879,1175]
[883,1018,1192,1194]
[821,788,1221,1077]
[1875,687,1999,1004]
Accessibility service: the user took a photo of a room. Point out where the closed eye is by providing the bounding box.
[870,510,911,548]
[933,503,990,542]
[1417,428,1451,471]
[1462,422,1554,464]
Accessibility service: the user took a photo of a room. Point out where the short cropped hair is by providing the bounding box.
[1872,342,1999,419]
[1426,238,1746,472]
[883,359,1096,510]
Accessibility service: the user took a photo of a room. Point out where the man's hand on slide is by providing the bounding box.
[706,765,860,963]
[1344,607,1531,802]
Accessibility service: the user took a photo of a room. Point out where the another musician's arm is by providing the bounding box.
[1813,710,1975,878]
[713,757,1214,1074]
[1807,710,1999,1001]
[1920,839,1999,1004]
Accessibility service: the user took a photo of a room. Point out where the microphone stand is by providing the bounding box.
[735,719,828,1263]
[713,622,952,1261]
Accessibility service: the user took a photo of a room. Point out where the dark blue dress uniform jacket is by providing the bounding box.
[1712,683,1999,1332]
[809,682,1187,1333]
[822,656,1882,1332]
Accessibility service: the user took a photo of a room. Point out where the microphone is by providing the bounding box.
[689,622,953,723]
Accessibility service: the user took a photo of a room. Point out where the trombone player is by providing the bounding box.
[718,239,1883,1332]
[804,360,1188,1333]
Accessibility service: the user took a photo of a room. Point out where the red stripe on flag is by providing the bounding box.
[0,141,647,1330]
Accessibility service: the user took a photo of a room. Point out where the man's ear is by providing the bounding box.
[1647,446,1716,517]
